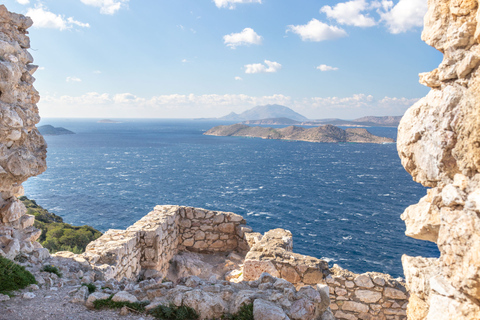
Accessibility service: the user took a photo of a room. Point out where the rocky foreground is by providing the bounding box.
[204,124,394,144]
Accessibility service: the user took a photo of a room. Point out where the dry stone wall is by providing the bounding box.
[397,0,480,318]
[243,228,330,287]
[0,5,47,260]
[83,205,249,281]
[326,265,408,320]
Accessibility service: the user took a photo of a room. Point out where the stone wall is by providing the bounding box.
[243,228,330,287]
[83,205,249,280]
[0,5,47,260]
[326,265,408,320]
[397,0,480,318]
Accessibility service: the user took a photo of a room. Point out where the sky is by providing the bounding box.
[3,0,442,119]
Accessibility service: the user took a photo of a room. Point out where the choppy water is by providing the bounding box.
[24,119,439,277]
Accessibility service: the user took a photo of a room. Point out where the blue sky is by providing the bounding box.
[4,0,441,119]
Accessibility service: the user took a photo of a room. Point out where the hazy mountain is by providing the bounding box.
[219,105,308,121]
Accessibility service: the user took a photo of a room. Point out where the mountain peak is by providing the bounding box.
[219,104,307,121]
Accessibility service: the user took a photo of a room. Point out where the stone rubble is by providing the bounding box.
[397,0,480,318]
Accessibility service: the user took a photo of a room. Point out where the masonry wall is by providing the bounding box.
[83,205,249,280]
[327,266,408,320]
[242,228,330,287]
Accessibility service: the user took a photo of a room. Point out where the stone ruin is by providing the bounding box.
[60,204,407,320]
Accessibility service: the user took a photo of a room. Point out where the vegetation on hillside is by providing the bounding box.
[0,256,36,295]
[19,196,102,254]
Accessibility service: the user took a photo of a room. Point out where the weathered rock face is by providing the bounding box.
[397,0,480,318]
[0,5,47,260]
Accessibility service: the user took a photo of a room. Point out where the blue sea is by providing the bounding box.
[24,119,439,278]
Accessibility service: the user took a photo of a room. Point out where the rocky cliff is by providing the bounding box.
[205,124,395,144]
[0,5,47,260]
[397,0,480,318]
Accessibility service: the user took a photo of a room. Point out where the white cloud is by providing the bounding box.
[321,0,376,27]
[39,92,418,119]
[287,19,347,42]
[245,60,282,74]
[16,0,29,5]
[26,5,89,30]
[379,0,427,33]
[66,76,82,82]
[214,0,262,9]
[316,64,339,71]
[80,0,129,15]
[223,28,262,48]
[235,76,243,80]
[93,70,102,74]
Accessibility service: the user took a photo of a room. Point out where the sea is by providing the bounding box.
[24,119,440,278]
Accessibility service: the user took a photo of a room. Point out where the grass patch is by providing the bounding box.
[93,295,149,312]
[81,283,96,294]
[149,304,199,320]
[19,196,102,254]
[42,265,62,278]
[0,256,36,295]
[222,303,253,320]
[93,296,198,320]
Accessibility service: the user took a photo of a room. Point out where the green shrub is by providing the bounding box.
[42,264,62,278]
[19,196,102,254]
[93,295,149,312]
[222,303,253,320]
[81,283,96,294]
[149,304,199,320]
[0,256,36,295]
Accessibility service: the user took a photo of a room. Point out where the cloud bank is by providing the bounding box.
[39,92,418,119]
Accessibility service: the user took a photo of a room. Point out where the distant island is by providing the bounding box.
[38,125,75,136]
[204,124,395,144]
[199,104,403,127]
[242,116,402,127]
[97,119,122,123]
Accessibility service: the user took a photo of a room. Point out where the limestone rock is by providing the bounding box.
[0,5,46,260]
[22,292,35,299]
[397,0,480,318]
[71,285,89,304]
[253,299,288,320]
[85,292,111,309]
[112,290,138,303]
[355,289,382,303]
[353,274,374,288]
[182,289,228,319]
